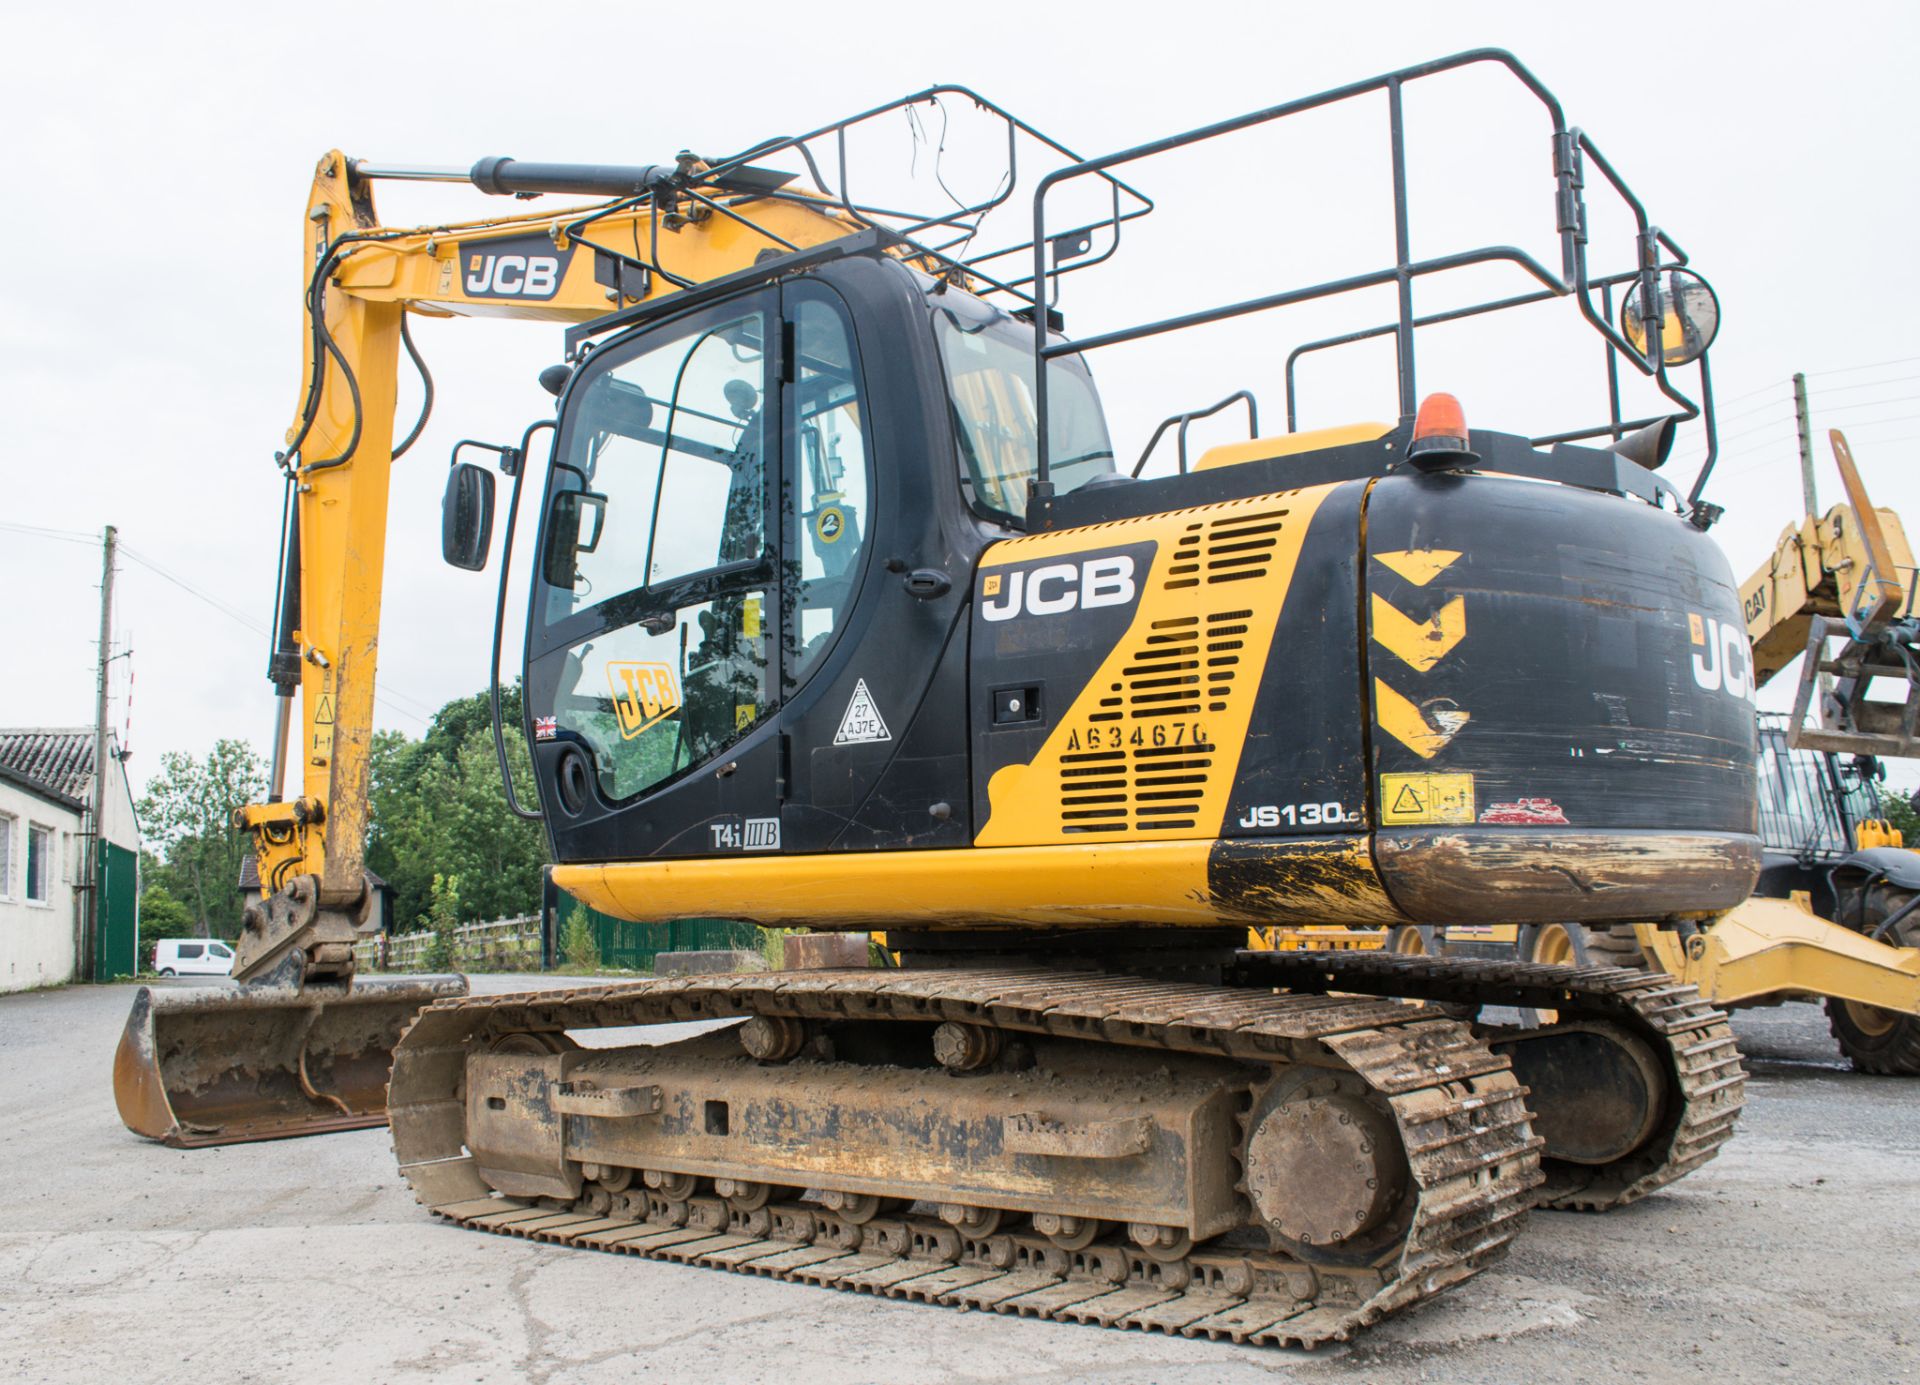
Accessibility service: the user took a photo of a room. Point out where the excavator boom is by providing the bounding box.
[115,148,872,1146]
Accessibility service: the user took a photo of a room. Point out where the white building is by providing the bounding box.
[0,728,141,993]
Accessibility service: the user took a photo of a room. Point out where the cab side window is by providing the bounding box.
[787,295,872,687]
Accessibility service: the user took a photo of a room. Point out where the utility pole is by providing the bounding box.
[1792,374,1836,724]
[1793,372,1819,517]
[84,524,117,984]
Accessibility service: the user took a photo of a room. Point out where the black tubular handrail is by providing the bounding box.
[1131,391,1260,478]
[490,418,555,823]
[1025,48,1720,528]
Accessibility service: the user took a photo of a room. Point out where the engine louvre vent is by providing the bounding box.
[1059,507,1288,835]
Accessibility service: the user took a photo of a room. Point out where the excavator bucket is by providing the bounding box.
[113,974,468,1147]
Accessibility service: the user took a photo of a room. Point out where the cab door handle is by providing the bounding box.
[903,568,951,599]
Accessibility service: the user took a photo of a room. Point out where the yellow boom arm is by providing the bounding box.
[232,150,864,982]
[1741,439,1914,688]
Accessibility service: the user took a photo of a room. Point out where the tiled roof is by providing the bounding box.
[237,853,387,892]
[0,728,95,810]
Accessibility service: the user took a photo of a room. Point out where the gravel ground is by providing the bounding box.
[0,977,1914,1384]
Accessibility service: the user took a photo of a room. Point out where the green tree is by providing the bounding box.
[137,739,266,939]
[1877,785,1920,843]
[420,873,460,971]
[366,684,546,932]
[560,903,600,973]
[136,884,194,965]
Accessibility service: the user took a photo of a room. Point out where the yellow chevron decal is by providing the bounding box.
[1374,678,1471,759]
[1370,592,1466,672]
[1374,548,1461,586]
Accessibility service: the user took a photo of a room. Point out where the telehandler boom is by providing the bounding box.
[121,52,1756,1345]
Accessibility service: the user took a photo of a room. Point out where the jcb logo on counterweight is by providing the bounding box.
[456,233,576,300]
[979,556,1136,622]
[1689,613,1757,703]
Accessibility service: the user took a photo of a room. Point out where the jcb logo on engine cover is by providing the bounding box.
[979,555,1137,623]
[457,233,576,300]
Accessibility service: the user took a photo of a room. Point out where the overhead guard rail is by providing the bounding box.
[1026,48,1722,526]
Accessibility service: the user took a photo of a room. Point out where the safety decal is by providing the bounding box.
[607,661,682,739]
[833,678,891,745]
[1378,771,1476,826]
[1371,549,1468,757]
[1479,798,1569,825]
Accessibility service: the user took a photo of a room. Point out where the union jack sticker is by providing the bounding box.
[534,715,558,741]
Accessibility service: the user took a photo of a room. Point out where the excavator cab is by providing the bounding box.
[516,261,1127,867]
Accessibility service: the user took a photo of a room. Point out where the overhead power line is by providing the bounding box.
[0,519,99,547]
[116,543,438,726]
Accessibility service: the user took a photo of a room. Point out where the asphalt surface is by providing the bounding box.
[1,977,1914,1384]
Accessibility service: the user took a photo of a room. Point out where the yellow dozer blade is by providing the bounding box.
[113,974,468,1147]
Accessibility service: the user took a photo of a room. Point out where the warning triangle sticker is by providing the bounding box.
[314,693,335,726]
[833,678,891,745]
[1390,782,1425,814]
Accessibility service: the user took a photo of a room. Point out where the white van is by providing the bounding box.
[152,939,236,977]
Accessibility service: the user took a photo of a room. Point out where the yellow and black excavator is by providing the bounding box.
[118,53,1765,1346]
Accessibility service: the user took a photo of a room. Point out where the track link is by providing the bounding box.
[388,968,1544,1347]
[1231,950,1747,1210]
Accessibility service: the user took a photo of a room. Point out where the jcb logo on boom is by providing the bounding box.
[453,234,576,301]
[979,556,1137,622]
[1688,612,1757,703]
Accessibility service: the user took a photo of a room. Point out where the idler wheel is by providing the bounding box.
[1242,1072,1408,1258]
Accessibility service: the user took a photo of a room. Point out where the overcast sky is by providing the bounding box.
[4,1,1917,802]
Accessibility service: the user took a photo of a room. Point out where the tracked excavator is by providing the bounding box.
[116,52,1756,1345]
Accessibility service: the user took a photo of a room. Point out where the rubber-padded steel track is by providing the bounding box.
[388,969,1544,1347]
[1230,950,1746,1210]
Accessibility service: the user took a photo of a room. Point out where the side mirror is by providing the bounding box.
[441,462,496,570]
[541,489,607,588]
[1621,268,1720,368]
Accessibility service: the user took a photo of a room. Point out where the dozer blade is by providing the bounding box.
[113,974,469,1147]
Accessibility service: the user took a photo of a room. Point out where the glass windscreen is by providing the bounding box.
[546,591,774,802]
[542,311,768,627]
[932,294,1114,522]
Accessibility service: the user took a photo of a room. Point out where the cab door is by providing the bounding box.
[526,290,786,861]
